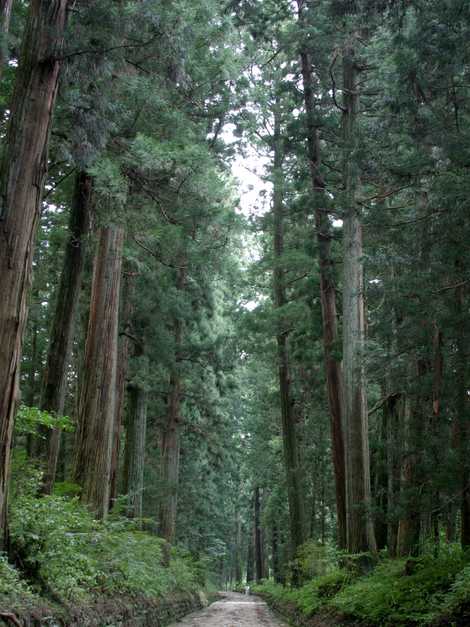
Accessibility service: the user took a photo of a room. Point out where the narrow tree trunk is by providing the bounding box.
[246,525,254,583]
[272,520,282,583]
[0,0,68,543]
[40,172,92,494]
[159,266,185,545]
[254,487,264,582]
[397,373,426,557]
[272,109,305,564]
[454,280,470,547]
[159,371,181,544]
[296,1,347,549]
[126,384,147,523]
[386,393,401,556]
[342,44,376,553]
[73,225,124,518]
[235,513,243,582]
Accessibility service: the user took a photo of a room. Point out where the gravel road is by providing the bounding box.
[168,591,289,627]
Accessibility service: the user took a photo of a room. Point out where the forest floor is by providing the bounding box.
[168,591,289,627]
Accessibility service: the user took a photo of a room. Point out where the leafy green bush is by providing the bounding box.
[9,493,202,601]
[0,554,35,601]
[254,569,352,617]
[331,549,467,625]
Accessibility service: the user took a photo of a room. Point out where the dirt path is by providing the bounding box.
[168,591,289,627]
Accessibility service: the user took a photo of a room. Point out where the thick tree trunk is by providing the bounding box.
[0,0,68,543]
[342,45,376,553]
[110,269,135,508]
[73,225,124,518]
[40,172,92,494]
[126,383,147,523]
[254,487,264,582]
[272,110,305,564]
[296,2,347,550]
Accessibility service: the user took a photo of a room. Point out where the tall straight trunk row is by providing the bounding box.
[0,0,69,544]
[272,107,306,568]
[73,226,124,518]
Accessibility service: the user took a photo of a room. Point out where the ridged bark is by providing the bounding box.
[296,0,347,550]
[110,269,135,508]
[40,172,92,494]
[0,0,68,543]
[272,109,305,564]
[342,45,376,553]
[73,225,124,518]
[126,384,147,522]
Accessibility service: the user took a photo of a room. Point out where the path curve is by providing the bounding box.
[168,591,289,627]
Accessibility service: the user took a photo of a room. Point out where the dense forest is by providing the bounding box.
[1,0,470,625]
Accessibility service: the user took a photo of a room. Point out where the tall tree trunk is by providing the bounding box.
[159,370,182,544]
[342,44,376,553]
[110,268,135,508]
[272,520,281,583]
[0,0,68,543]
[73,225,124,518]
[296,1,347,550]
[40,172,92,494]
[159,267,185,545]
[235,512,243,583]
[126,383,147,523]
[254,486,264,582]
[386,392,402,556]
[246,524,254,584]
[454,280,470,547]
[272,109,305,565]
[396,386,423,556]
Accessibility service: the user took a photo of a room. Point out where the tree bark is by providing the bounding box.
[296,1,347,550]
[40,172,92,494]
[454,280,470,547]
[342,44,376,553]
[254,486,264,582]
[126,383,147,523]
[272,108,305,565]
[246,524,254,583]
[110,268,135,508]
[159,267,185,545]
[0,0,68,544]
[272,520,282,583]
[73,225,124,518]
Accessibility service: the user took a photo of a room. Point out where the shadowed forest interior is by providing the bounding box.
[1,1,470,625]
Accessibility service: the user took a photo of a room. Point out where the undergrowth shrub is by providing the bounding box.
[331,548,467,625]
[0,554,35,602]
[9,493,202,601]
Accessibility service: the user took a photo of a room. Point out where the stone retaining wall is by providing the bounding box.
[0,591,208,627]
